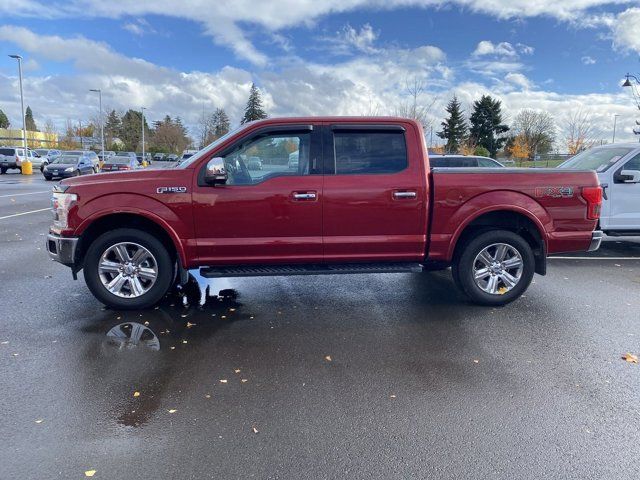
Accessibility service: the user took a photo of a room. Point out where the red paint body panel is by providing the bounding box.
[56,116,601,270]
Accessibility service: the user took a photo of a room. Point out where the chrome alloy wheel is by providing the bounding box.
[472,243,524,295]
[98,242,158,298]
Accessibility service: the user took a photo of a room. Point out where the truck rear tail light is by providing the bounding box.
[581,186,602,220]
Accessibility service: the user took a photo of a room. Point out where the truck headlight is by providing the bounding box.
[64,167,74,172]
[51,189,78,232]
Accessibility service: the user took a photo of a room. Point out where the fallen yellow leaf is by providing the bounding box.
[84,470,96,477]
[241,379,248,383]
[234,369,241,374]
[35,419,43,424]
[325,355,332,362]
[144,321,149,326]
[168,409,177,414]
[186,322,196,328]
[170,346,175,350]
[229,308,236,312]
[473,359,479,364]
[133,391,140,397]
[390,394,396,398]
[622,353,638,364]
[252,426,258,434]
[498,287,508,295]
[220,379,228,384]
[205,394,211,399]
[182,340,188,344]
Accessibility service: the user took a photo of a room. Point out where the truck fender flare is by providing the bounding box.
[76,208,188,268]
[447,195,549,261]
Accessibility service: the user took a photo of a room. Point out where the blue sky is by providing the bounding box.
[0,1,639,145]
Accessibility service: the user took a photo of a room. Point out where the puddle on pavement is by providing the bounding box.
[80,271,256,429]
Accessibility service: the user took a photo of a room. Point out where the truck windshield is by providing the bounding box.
[558,147,634,172]
[176,125,246,168]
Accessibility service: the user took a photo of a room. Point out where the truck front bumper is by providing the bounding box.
[46,233,79,266]
[588,230,603,252]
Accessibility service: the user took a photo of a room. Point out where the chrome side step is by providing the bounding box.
[200,262,424,278]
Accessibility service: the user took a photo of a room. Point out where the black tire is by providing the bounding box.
[83,228,174,310]
[452,229,534,306]
[74,170,80,176]
[44,176,52,181]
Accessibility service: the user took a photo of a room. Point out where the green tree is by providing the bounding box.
[25,106,38,131]
[512,109,556,159]
[119,109,149,151]
[437,96,467,153]
[241,83,267,124]
[104,109,122,144]
[469,95,509,158]
[150,115,190,154]
[0,109,9,128]
[474,145,490,157]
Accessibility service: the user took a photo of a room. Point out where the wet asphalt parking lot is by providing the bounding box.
[1,173,639,479]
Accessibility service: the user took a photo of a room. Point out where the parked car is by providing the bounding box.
[429,155,505,168]
[0,146,35,174]
[153,153,166,161]
[42,154,95,180]
[64,150,100,171]
[558,143,640,236]
[98,151,116,162]
[166,154,179,162]
[46,117,603,310]
[135,153,153,164]
[288,150,299,170]
[180,150,198,161]
[101,155,140,172]
[246,156,263,170]
[116,151,138,161]
[33,149,62,171]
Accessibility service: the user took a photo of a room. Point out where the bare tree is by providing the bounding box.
[564,109,597,155]
[512,109,556,159]
[394,77,437,129]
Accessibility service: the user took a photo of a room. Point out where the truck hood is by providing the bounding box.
[60,168,183,189]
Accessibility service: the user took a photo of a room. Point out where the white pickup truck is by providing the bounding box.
[559,143,640,236]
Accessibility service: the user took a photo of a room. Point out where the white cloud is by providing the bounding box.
[504,72,533,90]
[1,0,636,64]
[472,41,534,58]
[611,7,640,54]
[581,55,596,65]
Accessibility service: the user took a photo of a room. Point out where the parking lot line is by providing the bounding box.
[0,190,50,198]
[0,208,50,220]
[549,256,640,260]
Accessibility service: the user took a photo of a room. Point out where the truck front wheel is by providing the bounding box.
[452,230,534,306]
[84,228,173,310]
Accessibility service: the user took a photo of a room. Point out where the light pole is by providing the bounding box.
[622,74,640,142]
[140,107,146,164]
[9,54,29,174]
[612,114,620,143]
[89,89,105,166]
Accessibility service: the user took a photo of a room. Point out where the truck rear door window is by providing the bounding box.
[333,131,407,175]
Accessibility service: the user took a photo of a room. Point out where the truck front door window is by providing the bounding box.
[223,133,311,185]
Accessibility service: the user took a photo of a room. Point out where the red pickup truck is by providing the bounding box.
[46,117,603,309]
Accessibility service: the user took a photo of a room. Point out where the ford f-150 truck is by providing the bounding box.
[46,117,603,309]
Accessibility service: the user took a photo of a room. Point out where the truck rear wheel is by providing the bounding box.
[452,230,534,306]
[83,228,173,310]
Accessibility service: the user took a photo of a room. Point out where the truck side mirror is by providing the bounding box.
[619,169,640,183]
[205,157,227,185]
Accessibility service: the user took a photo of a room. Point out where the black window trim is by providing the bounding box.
[197,124,319,187]
[613,151,640,184]
[323,125,410,176]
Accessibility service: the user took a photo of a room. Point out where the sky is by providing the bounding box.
[0,0,639,147]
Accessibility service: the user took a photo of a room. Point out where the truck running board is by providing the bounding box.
[200,262,424,278]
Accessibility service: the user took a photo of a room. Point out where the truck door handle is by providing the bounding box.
[292,192,317,201]
[393,191,417,199]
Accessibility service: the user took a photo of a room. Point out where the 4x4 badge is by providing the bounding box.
[157,186,187,194]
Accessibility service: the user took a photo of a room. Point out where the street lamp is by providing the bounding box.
[612,114,620,143]
[140,107,146,164]
[622,74,640,141]
[9,54,29,174]
[89,89,105,167]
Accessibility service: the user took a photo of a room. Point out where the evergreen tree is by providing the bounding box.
[436,96,467,153]
[119,109,149,151]
[241,83,267,124]
[213,108,230,138]
[469,95,509,158]
[0,109,9,129]
[25,106,38,131]
[104,110,122,144]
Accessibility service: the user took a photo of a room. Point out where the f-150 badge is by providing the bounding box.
[535,186,574,198]
[157,186,187,194]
